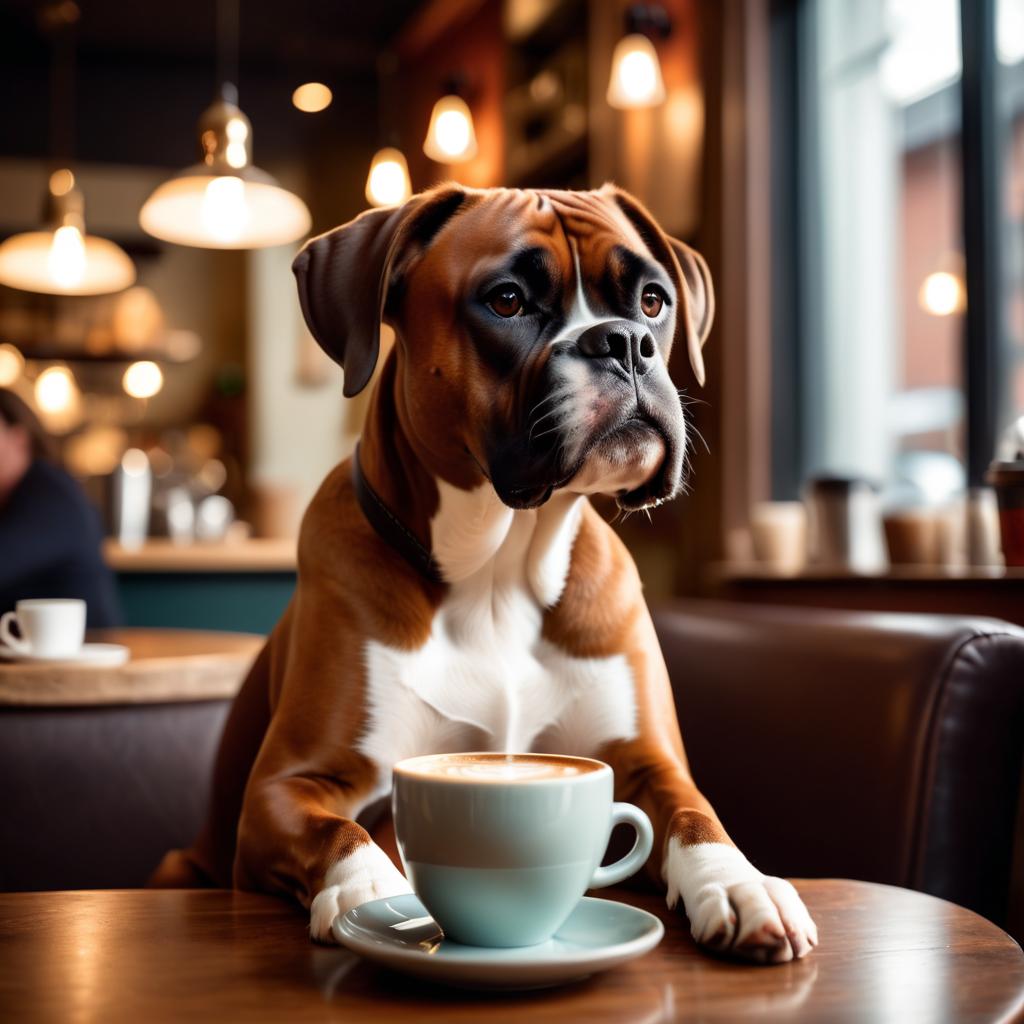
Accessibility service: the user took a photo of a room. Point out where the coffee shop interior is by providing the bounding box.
[3,0,1024,1015]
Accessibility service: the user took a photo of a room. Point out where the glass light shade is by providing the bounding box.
[140,89,312,249]
[606,34,666,109]
[423,95,478,163]
[365,147,413,207]
[0,228,135,296]
[139,169,311,249]
[0,169,136,296]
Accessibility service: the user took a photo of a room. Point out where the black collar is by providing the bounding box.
[351,445,444,585]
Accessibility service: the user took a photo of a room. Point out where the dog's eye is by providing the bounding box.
[641,286,664,318]
[486,285,524,318]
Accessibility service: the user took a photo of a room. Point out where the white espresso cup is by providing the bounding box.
[0,599,87,658]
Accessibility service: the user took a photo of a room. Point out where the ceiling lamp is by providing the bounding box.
[139,84,311,249]
[365,54,413,206]
[607,5,672,110]
[423,93,478,164]
[365,147,412,208]
[0,3,135,297]
[292,82,332,113]
[139,0,310,249]
[0,169,136,296]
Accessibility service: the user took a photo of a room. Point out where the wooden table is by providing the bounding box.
[1,881,1021,1023]
[0,628,262,705]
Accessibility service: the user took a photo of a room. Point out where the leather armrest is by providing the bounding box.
[651,600,1024,926]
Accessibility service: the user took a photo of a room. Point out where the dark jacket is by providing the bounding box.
[0,460,120,628]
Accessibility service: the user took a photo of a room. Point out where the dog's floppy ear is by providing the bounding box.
[602,185,715,387]
[292,186,470,398]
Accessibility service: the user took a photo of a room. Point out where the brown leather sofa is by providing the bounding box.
[3,601,1022,935]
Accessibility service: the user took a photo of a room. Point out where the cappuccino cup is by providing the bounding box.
[392,752,654,947]
[0,599,86,659]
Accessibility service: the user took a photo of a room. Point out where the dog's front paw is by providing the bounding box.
[666,841,817,964]
[309,841,414,943]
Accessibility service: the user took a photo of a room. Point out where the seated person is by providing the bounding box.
[0,388,120,629]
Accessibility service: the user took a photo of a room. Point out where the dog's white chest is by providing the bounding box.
[356,485,637,792]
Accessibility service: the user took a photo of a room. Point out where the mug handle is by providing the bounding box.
[588,802,655,889]
[0,612,29,655]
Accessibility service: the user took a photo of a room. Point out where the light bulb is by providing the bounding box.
[47,225,87,289]
[435,111,470,157]
[365,148,412,207]
[423,95,478,163]
[123,360,164,399]
[200,176,250,244]
[292,82,333,113]
[35,366,76,414]
[607,34,666,109]
[0,344,25,386]
[919,271,963,316]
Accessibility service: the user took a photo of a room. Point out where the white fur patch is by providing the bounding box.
[309,841,413,942]
[526,491,584,607]
[664,839,818,961]
[355,483,637,800]
[541,241,681,485]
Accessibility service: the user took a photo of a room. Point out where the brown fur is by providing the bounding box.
[151,185,729,912]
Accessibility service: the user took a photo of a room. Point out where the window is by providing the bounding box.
[771,0,1022,502]
[998,0,1024,444]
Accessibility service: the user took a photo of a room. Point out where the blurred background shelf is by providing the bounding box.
[711,562,1024,628]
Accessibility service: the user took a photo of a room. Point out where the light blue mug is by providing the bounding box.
[392,752,654,947]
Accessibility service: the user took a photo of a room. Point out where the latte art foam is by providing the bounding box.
[396,753,604,783]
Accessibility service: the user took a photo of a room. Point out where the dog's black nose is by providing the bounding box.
[577,320,657,376]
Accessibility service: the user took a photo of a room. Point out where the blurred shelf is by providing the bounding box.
[18,348,184,364]
[712,562,1024,583]
[105,538,297,573]
[710,561,1024,630]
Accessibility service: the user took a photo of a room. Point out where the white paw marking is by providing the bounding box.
[664,840,818,963]
[309,842,413,943]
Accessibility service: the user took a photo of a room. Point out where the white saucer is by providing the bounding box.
[0,642,130,667]
[333,893,664,990]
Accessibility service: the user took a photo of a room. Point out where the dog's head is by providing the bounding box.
[293,184,713,511]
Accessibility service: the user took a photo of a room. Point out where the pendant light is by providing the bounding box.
[365,53,412,207]
[0,4,135,296]
[0,169,135,295]
[606,4,672,110]
[365,148,412,207]
[139,0,310,249]
[423,77,478,164]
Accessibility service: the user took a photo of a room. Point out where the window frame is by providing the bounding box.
[768,0,1010,497]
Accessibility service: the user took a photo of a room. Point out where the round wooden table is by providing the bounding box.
[0,628,263,705]
[1,880,1021,1023]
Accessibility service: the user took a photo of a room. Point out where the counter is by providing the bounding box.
[105,540,296,634]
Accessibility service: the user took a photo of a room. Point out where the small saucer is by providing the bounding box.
[333,893,664,990]
[0,643,129,667]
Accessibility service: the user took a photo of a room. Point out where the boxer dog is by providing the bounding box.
[152,184,817,963]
